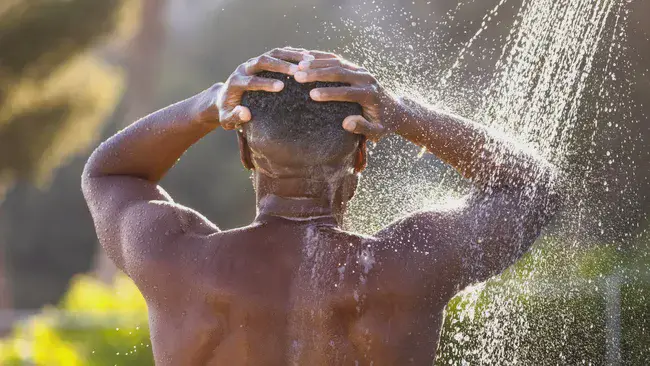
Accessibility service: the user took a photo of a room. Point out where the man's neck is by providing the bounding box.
[252,172,351,226]
[256,194,340,225]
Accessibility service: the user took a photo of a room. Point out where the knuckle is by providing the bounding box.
[235,64,247,74]
[367,83,379,94]
[246,58,259,69]
[242,61,255,73]
[258,55,271,64]
[224,75,236,87]
[230,74,245,87]
[237,75,253,88]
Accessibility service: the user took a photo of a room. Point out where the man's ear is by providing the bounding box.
[237,130,255,170]
[354,136,368,173]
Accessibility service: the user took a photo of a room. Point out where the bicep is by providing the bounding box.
[451,185,558,288]
[82,176,219,276]
[378,184,558,296]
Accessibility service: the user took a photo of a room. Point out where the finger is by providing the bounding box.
[268,47,314,63]
[220,106,251,129]
[245,55,299,75]
[230,75,285,92]
[299,58,362,71]
[310,87,374,104]
[282,46,308,53]
[342,115,385,141]
[307,50,339,59]
[294,67,371,84]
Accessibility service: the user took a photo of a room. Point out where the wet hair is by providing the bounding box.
[240,71,365,172]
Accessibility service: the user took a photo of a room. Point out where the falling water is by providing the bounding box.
[325,0,636,363]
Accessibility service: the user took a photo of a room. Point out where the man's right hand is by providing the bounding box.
[197,48,315,129]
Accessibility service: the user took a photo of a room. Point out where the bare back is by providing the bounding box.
[83,172,555,365]
[146,216,447,365]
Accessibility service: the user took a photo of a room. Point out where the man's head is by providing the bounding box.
[239,71,367,181]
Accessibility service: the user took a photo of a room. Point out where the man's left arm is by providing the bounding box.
[294,52,561,291]
[388,98,562,289]
[81,87,222,276]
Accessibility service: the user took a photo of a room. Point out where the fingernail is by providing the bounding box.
[236,107,247,120]
[343,119,357,131]
[303,54,315,61]
[294,71,307,82]
[310,89,320,100]
[299,61,310,70]
[273,81,284,91]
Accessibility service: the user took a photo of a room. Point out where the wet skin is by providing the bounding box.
[83,48,559,365]
[139,215,447,365]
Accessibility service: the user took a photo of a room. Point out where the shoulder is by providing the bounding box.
[128,229,225,305]
[375,198,469,248]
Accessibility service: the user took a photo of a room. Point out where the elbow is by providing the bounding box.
[80,166,95,200]
[81,139,113,182]
[81,151,103,197]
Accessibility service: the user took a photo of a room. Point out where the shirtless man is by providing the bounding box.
[82,47,559,365]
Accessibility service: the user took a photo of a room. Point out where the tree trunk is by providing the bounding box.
[94,0,168,282]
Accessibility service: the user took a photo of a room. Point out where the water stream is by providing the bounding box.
[327,0,636,363]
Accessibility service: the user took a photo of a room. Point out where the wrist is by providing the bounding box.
[388,96,413,136]
[192,82,223,126]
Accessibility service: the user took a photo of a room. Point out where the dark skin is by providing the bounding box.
[82,47,559,365]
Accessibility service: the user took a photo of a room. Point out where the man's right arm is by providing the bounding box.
[82,48,309,283]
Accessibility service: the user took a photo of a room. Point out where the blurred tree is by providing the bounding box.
[0,274,152,365]
[94,0,168,283]
[0,0,138,309]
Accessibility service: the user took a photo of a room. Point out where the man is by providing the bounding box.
[82,47,559,365]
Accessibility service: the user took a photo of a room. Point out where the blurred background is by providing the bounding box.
[0,0,648,364]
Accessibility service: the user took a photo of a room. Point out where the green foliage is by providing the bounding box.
[437,239,650,364]
[0,275,153,365]
[0,0,137,190]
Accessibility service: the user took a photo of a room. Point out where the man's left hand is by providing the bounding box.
[293,51,403,142]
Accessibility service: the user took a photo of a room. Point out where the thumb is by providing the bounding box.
[342,115,385,142]
[220,105,251,130]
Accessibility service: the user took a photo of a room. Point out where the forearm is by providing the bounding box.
[83,84,221,183]
[395,97,555,189]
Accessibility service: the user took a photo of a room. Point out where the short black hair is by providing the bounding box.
[241,71,363,171]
